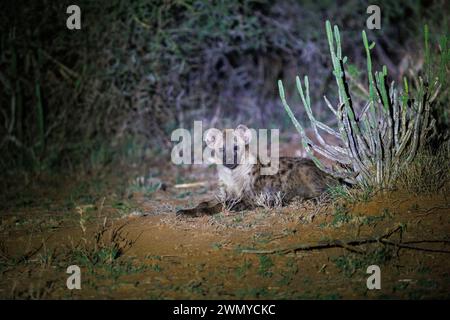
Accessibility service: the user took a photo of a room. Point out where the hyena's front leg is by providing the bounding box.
[176,198,223,217]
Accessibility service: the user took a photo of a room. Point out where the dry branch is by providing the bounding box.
[174,181,209,189]
[241,226,450,255]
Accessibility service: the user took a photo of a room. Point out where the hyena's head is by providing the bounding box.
[204,124,255,170]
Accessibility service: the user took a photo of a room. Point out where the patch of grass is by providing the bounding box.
[327,183,374,204]
[392,282,410,293]
[0,241,42,272]
[235,287,271,299]
[212,212,226,223]
[111,200,141,217]
[127,176,162,196]
[358,208,393,226]
[232,215,243,224]
[68,246,148,281]
[324,204,392,228]
[176,191,192,199]
[185,280,205,295]
[37,246,57,269]
[143,254,164,272]
[329,205,351,227]
[359,215,384,226]
[62,216,143,281]
[150,264,163,272]
[417,265,431,275]
[394,144,450,195]
[277,275,292,286]
[257,255,274,278]
[277,258,298,286]
[234,260,252,279]
[417,278,439,290]
[332,246,395,277]
[144,254,162,261]
[211,242,223,250]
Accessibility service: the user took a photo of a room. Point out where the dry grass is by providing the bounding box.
[394,142,450,195]
[254,191,285,209]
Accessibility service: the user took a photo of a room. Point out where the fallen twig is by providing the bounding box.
[380,239,450,254]
[174,181,208,189]
[415,205,450,217]
[241,226,450,255]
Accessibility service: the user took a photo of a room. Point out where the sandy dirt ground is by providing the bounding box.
[0,157,449,300]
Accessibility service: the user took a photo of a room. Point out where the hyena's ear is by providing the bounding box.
[204,128,223,150]
[235,124,252,145]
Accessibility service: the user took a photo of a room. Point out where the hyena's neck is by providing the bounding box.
[217,154,258,198]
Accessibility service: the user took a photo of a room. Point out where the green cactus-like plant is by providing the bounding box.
[279,21,442,187]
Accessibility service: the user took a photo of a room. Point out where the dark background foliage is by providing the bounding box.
[0,0,448,174]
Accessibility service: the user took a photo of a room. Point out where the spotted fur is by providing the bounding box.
[176,125,338,217]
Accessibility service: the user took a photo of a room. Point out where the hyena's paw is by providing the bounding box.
[226,201,250,212]
[175,207,203,217]
[176,202,222,217]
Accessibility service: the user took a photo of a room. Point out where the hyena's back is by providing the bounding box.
[252,157,337,201]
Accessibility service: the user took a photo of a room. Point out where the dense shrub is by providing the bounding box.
[0,0,448,174]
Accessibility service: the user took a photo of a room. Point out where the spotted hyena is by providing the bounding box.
[176,124,338,217]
